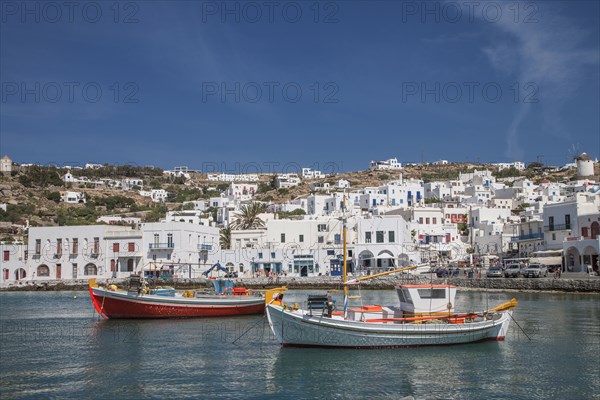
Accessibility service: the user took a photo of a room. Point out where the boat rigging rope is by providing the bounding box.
[508,313,532,341]
[232,316,266,345]
[99,291,106,318]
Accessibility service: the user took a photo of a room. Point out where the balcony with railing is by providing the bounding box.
[149,243,175,250]
[544,224,570,232]
[510,232,544,241]
[197,244,213,251]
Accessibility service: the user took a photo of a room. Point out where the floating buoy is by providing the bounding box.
[73,295,77,299]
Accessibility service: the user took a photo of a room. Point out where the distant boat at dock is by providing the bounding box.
[88,276,265,319]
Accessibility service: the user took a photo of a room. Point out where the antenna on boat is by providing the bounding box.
[342,192,348,319]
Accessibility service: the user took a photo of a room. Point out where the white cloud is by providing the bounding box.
[480,2,599,159]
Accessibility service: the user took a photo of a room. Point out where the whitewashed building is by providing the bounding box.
[1,155,13,175]
[227,183,258,201]
[355,215,419,273]
[369,158,402,170]
[302,168,323,179]
[62,191,86,204]
[166,210,211,226]
[26,225,141,281]
[207,173,259,182]
[1,243,27,283]
[275,174,301,189]
[141,221,220,278]
[544,193,600,272]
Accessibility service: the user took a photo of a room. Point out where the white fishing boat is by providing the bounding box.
[265,283,515,348]
[265,196,517,348]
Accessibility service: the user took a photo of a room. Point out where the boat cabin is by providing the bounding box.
[346,284,457,322]
[396,284,456,313]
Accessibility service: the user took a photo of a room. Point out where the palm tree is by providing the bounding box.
[220,226,231,250]
[231,202,268,230]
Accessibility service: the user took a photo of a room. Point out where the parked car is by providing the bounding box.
[486,267,503,278]
[522,264,548,278]
[504,263,525,278]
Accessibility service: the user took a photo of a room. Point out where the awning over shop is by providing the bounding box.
[532,250,563,256]
[529,256,562,266]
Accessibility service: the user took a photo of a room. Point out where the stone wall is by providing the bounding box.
[2,275,600,293]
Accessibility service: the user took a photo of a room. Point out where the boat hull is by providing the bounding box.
[266,305,511,348]
[90,287,265,319]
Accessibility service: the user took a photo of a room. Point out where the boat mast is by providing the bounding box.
[343,194,348,318]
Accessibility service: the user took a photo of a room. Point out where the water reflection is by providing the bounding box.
[0,290,598,399]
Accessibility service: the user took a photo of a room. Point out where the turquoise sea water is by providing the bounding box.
[0,290,599,399]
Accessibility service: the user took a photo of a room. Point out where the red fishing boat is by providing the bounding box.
[89,274,264,319]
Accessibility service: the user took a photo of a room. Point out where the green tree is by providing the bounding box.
[493,167,522,178]
[45,191,62,203]
[231,202,268,230]
[277,208,306,219]
[145,205,168,222]
[220,226,231,250]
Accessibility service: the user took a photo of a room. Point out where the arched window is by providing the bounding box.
[591,222,600,239]
[84,263,97,275]
[15,268,27,280]
[37,265,50,277]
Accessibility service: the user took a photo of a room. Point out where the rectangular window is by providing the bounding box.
[565,214,571,230]
[281,233,285,243]
[94,237,100,254]
[153,234,159,244]
[3,251,9,261]
[417,288,447,299]
[376,231,384,243]
[167,233,173,247]
[128,242,135,252]
[113,243,119,253]
[426,218,430,224]
[432,217,437,224]
[419,217,423,224]
[258,252,263,259]
[365,232,372,243]
[549,216,554,231]
[56,239,62,256]
[388,231,395,243]
[35,239,41,255]
[327,250,335,256]
[318,236,324,243]
[334,234,341,244]
[317,224,327,232]
[271,252,275,259]
[72,238,78,254]
[299,234,304,243]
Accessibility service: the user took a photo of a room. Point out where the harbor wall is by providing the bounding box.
[2,276,600,293]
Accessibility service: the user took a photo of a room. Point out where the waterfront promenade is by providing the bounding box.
[2,274,599,293]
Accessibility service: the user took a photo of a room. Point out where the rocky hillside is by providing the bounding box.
[1,161,597,242]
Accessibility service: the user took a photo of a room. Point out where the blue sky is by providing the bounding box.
[1,0,599,172]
